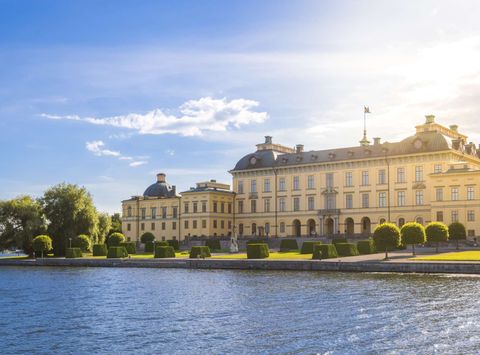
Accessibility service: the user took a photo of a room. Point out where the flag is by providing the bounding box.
[364,106,371,114]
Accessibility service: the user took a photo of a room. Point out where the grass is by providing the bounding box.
[81,251,189,259]
[0,255,29,260]
[212,251,315,260]
[414,251,480,261]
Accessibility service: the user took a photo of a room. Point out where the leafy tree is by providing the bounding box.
[425,222,449,253]
[448,222,466,250]
[40,183,98,256]
[140,232,155,244]
[108,232,125,246]
[96,212,111,244]
[400,222,426,256]
[109,213,122,234]
[372,223,401,260]
[32,235,52,258]
[73,234,91,252]
[0,196,46,252]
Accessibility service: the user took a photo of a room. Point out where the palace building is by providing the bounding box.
[121,115,480,242]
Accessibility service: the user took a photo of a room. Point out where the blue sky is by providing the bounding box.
[2,0,480,213]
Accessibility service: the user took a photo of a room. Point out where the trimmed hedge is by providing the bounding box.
[168,239,180,251]
[65,247,83,258]
[140,232,155,244]
[312,244,338,260]
[357,240,376,255]
[92,244,108,256]
[279,239,299,252]
[189,246,211,258]
[300,241,322,254]
[108,232,126,246]
[73,234,91,252]
[154,246,176,258]
[247,243,270,259]
[107,246,128,258]
[120,242,136,254]
[335,243,360,257]
[32,235,52,257]
[205,239,221,251]
[332,238,348,245]
[145,241,154,252]
[247,238,267,245]
[156,241,169,247]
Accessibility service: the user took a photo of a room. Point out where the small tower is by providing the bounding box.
[360,106,371,146]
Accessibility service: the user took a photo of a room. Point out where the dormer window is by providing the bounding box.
[282,158,288,164]
[347,150,354,157]
[328,152,336,160]
[296,156,302,162]
[311,154,318,161]
[413,138,423,149]
[249,156,257,165]
[364,149,371,155]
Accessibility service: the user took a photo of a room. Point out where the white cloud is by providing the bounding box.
[42,97,268,137]
[165,149,175,156]
[129,161,147,167]
[85,140,121,157]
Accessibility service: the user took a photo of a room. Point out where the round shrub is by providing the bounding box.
[312,244,338,260]
[247,238,267,245]
[372,223,401,259]
[120,242,136,254]
[205,239,221,251]
[247,243,269,259]
[108,232,125,246]
[449,222,466,250]
[400,222,426,255]
[279,239,299,252]
[425,222,449,253]
[65,247,83,258]
[107,246,128,258]
[73,234,91,252]
[168,239,180,251]
[357,240,376,255]
[32,235,52,257]
[335,243,359,257]
[300,241,322,254]
[145,241,154,253]
[140,232,155,244]
[92,244,108,256]
[190,246,211,258]
[154,246,176,258]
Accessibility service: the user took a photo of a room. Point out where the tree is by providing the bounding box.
[109,213,122,234]
[73,234,91,252]
[32,235,52,258]
[140,232,155,244]
[0,196,46,253]
[400,222,426,256]
[425,222,449,253]
[41,183,99,256]
[96,212,111,245]
[448,222,466,250]
[372,223,401,260]
[108,232,125,246]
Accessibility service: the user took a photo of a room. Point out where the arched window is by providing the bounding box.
[265,223,270,235]
[280,222,285,233]
[252,223,257,235]
[398,218,405,227]
[127,206,132,217]
[239,223,244,236]
[379,218,386,225]
[416,217,424,225]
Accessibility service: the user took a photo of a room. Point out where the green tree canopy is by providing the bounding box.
[41,183,99,256]
[400,222,426,256]
[96,212,112,244]
[448,222,466,250]
[73,234,92,252]
[32,235,52,257]
[140,232,155,244]
[0,196,46,252]
[109,213,122,234]
[425,222,449,253]
[372,223,401,259]
[108,232,125,246]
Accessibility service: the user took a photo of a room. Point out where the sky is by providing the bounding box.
[2,0,480,213]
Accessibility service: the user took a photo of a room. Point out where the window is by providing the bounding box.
[127,206,132,217]
[280,222,285,233]
[202,202,207,213]
[293,176,300,190]
[325,195,335,209]
[193,202,198,213]
[228,221,232,229]
[184,220,189,229]
[151,207,157,219]
[308,196,315,210]
[362,193,369,208]
[468,210,475,222]
[436,211,443,222]
[238,201,244,214]
[221,202,225,213]
[264,178,271,192]
[451,210,459,222]
[193,220,197,228]
[213,220,217,228]
[141,208,146,220]
[213,202,218,213]
[250,200,256,213]
[307,175,315,189]
[265,223,270,235]
[434,164,442,173]
[221,220,225,228]
[264,199,271,212]
[415,190,424,205]
[345,194,353,209]
[141,223,145,231]
[468,229,475,237]
[151,222,155,230]
[378,192,387,207]
[238,223,244,235]
[228,203,232,214]
[172,207,178,219]
[279,198,286,212]
[184,203,189,213]
[467,187,475,200]
[326,173,334,188]
[398,218,405,227]
[416,217,424,225]
[238,181,244,193]
[397,167,405,183]
[415,166,423,182]
[378,169,386,185]
[202,220,207,228]
[251,223,257,235]
[162,222,166,230]
[293,197,300,211]
[436,188,443,201]
[451,187,459,201]
[127,223,131,231]
[162,207,167,219]
[345,172,353,187]
[172,222,176,230]
[251,180,257,193]
[279,177,286,191]
[397,191,405,206]
[361,171,369,186]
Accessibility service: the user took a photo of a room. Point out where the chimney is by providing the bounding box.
[425,115,435,124]
[265,136,272,144]
[296,144,304,153]
[157,173,166,183]
[373,137,381,145]
[450,124,458,132]
[172,185,176,194]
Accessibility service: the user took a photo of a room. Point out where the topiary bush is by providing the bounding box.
[279,239,299,252]
[107,246,128,258]
[372,222,401,259]
[312,244,338,260]
[92,244,108,256]
[154,246,176,258]
[247,238,267,245]
[335,243,360,257]
[189,246,211,258]
[332,238,348,245]
[140,232,155,244]
[145,241,154,253]
[357,240,376,255]
[247,243,270,259]
[32,235,52,258]
[168,239,180,251]
[65,247,83,258]
[401,222,426,255]
[120,242,136,254]
[73,234,91,252]
[205,239,221,251]
[108,232,125,246]
[449,222,466,250]
[300,241,322,254]
[426,222,449,253]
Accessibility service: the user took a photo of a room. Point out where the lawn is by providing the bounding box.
[81,251,189,259]
[212,251,314,260]
[414,251,480,261]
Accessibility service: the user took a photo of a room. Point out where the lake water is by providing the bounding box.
[0,267,479,354]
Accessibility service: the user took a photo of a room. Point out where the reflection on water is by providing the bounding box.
[0,267,479,354]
